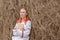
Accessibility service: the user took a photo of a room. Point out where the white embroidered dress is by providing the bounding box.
[12,20,31,40]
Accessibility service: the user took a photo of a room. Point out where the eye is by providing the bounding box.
[20,12,25,13]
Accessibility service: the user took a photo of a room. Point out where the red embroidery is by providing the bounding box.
[16,17,30,24]
[22,30,24,38]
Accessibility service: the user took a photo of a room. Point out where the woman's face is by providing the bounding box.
[20,9,27,19]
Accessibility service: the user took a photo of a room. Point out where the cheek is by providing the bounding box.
[20,13,23,15]
[23,13,26,16]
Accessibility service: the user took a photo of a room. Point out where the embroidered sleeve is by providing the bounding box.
[23,20,31,37]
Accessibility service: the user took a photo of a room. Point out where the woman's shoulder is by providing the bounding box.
[27,17,31,22]
[26,20,31,24]
[16,19,21,23]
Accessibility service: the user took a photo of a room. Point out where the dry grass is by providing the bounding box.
[0,0,60,40]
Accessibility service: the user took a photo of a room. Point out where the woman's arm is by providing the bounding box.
[23,20,31,37]
[13,23,22,36]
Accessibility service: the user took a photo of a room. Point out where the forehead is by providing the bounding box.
[20,9,26,12]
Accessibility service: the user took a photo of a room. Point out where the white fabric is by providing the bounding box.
[12,20,31,40]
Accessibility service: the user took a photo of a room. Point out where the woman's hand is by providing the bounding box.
[17,23,24,31]
[19,26,24,31]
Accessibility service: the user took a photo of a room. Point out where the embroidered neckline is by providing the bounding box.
[17,17,30,24]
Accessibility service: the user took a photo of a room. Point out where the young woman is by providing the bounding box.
[12,8,31,40]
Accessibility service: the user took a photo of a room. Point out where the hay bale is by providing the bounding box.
[0,0,60,40]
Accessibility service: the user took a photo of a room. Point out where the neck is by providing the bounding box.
[21,17,26,21]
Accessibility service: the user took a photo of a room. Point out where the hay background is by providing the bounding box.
[0,0,60,40]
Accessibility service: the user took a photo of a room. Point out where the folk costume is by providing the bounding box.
[12,17,31,40]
